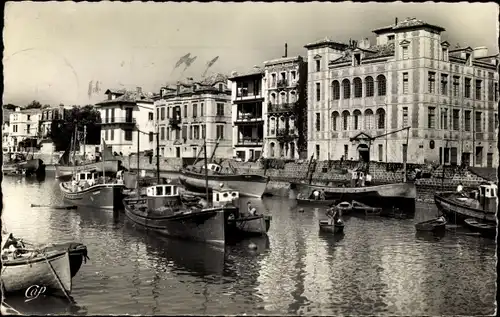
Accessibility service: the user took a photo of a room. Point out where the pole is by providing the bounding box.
[102,139,106,182]
[472,105,475,166]
[442,139,449,190]
[137,128,140,176]
[403,127,409,183]
[83,125,87,161]
[203,139,209,205]
[156,126,160,183]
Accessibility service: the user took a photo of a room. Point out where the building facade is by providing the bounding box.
[305,17,499,167]
[153,74,233,160]
[95,87,156,156]
[229,68,265,162]
[263,55,308,159]
[8,107,42,151]
[39,105,66,138]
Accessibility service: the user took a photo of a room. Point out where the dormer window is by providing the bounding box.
[388,35,395,43]
[442,48,448,62]
[465,53,472,66]
[218,83,223,91]
[353,53,361,66]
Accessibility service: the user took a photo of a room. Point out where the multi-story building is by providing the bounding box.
[39,105,66,138]
[2,108,14,152]
[228,67,265,161]
[95,87,156,156]
[153,74,232,160]
[263,54,308,159]
[8,107,42,151]
[305,17,499,167]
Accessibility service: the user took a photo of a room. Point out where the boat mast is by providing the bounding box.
[209,137,221,163]
[203,139,210,206]
[83,125,87,161]
[137,128,140,177]
[156,125,160,183]
[102,138,106,183]
[72,122,78,176]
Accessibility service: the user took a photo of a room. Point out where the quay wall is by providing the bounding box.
[119,157,494,202]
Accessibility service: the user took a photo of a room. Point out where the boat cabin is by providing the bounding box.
[212,186,239,208]
[201,163,222,174]
[477,183,497,213]
[72,170,99,183]
[146,184,180,197]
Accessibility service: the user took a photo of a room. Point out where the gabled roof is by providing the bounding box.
[104,89,127,95]
[350,132,374,142]
[330,43,395,65]
[441,41,450,48]
[399,39,411,46]
[304,37,348,50]
[96,89,154,105]
[372,17,445,34]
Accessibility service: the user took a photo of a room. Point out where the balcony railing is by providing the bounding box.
[267,103,295,113]
[235,113,263,121]
[169,117,182,129]
[277,79,288,88]
[276,128,298,141]
[236,88,262,98]
[102,117,136,124]
[236,137,263,145]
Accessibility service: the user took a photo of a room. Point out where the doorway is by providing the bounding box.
[357,144,370,162]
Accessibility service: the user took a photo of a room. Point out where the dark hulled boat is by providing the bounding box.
[179,162,269,198]
[415,217,447,233]
[464,218,497,239]
[3,158,46,178]
[319,219,345,234]
[434,183,497,224]
[352,200,382,216]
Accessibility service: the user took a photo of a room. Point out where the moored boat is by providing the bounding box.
[296,197,337,206]
[56,160,120,180]
[415,217,447,233]
[59,170,124,210]
[464,218,497,239]
[434,183,497,223]
[352,200,382,216]
[179,162,268,198]
[336,201,353,213]
[3,158,46,177]
[319,219,345,234]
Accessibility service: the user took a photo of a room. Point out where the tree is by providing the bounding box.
[49,105,102,151]
[25,100,42,109]
[3,103,17,110]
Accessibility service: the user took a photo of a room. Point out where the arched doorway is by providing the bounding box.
[357,144,370,162]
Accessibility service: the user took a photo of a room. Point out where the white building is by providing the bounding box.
[228,67,265,162]
[95,87,156,156]
[7,107,42,151]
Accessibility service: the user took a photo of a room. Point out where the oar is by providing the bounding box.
[30,204,77,210]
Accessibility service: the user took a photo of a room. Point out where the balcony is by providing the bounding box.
[236,137,263,146]
[235,112,264,123]
[277,79,288,88]
[235,88,263,100]
[276,128,298,142]
[267,102,296,114]
[101,117,136,125]
[169,117,182,130]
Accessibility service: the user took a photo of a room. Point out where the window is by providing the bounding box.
[402,72,409,94]
[452,76,459,97]
[342,111,349,130]
[377,75,386,96]
[160,127,165,140]
[193,126,200,139]
[402,107,408,127]
[344,144,348,159]
[465,53,471,66]
[315,60,320,72]
[125,129,133,141]
[464,78,471,98]
[110,129,114,141]
[475,80,482,100]
[475,111,482,132]
[365,76,374,97]
[316,83,321,101]
[402,46,409,60]
[442,48,448,61]
[200,103,204,116]
[148,112,154,121]
[219,84,223,91]
[387,35,395,42]
[354,54,361,66]
[428,72,436,93]
[331,112,339,131]
[475,146,483,166]
[189,126,193,139]
[192,104,197,118]
[160,108,165,120]
[27,115,31,121]
[291,71,296,80]
[316,144,320,159]
[353,77,362,98]
[104,129,108,140]
[452,110,460,131]
[216,125,224,139]
[315,113,321,131]
[149,132,154,142]
[202,125,206,139]
[332,81,340,100]
[216,103,224,116]
[441,74,448,95]
[464,111,471,131]
[271,74,277,87]
[441,108,448,130]
[495,113,498,130]
[166,107,170,119]
[364,109,374,130]
[428,107,436,129]
[378,144,383,161]
[156,108,160,121]
[184,105,188,117]
[27,124,31,134]
[342,79,351,98]
[495,83,498,102]
[353,111,360,130]
[376,108,385,129]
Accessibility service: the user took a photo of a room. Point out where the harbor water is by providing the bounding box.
[1,175,497,315]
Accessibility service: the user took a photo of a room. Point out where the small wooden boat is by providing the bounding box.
[319,219,345,234]
[352,200,382,216]
[464,218,497,239]
[434,183,497,223]
[59,170,124,210]
[335,201,353,213]
[296,197,337,206]
[227,214,272,237]
[415,217,447,233]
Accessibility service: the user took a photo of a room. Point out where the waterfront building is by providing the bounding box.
[8,107,42,151]
[153,74,232,160]
[305,17,499,167]
[263,51,308,159]
[39,105,66,138]
[95,87,156,156]
[228,67,265,161]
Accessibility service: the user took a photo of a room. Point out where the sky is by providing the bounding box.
[3,2,498,107]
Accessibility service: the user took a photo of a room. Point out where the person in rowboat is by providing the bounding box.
[436,215,446,223]
[313,190,320,200]
[247,201,258,216]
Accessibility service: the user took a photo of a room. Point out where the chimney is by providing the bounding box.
[283,43,288,58]
[395,17,398,25]
[136,86,142,94]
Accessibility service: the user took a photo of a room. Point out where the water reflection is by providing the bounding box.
[2,295,87,315]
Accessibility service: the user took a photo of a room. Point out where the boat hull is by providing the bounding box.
[464,218,497,239]
[3,159,46,177]
[415,219,447,232]
[296,198,337,206]
[123,201,226,246]
[55,160,120,179]
[319,220,344,234]
[60,183,124,210]
[40,242,89,278]
[179,170,268,198]
[1,251,72,295]
[227,215,270,237]
[434,192,496,223]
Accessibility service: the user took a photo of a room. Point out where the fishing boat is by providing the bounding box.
[1,246,72,295]
[296,197,337,206]
[59,169,125,210]
[3,156,45,178]
[352,200,382,216]
[415,217,447,233]
[319,219,345,234]
[434,183,497,223]
[335,201,353,213]
[464,218,497,239]
[1,233,89,279]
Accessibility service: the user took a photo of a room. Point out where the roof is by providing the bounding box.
[372,17,445,34]
[197,73,228,86]
[264,56,303,66]
[104,89,127,95]
[468,167,497,183]
[228,68,265,80]
[96,89,155,105]
[304,37,348,50]
[330,43,395,65]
